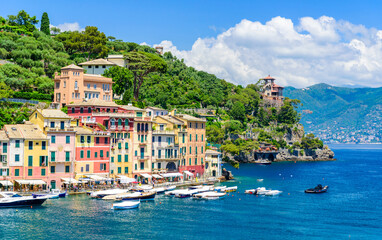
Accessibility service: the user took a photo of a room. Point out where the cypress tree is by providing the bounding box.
[40,12,50,35]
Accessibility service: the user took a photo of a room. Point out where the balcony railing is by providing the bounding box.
[117,125,123,130]
[92,112,135,118]
[110,125,116,130]
[81,117,96,124]
[153,130,175,135]
[45,126,76,132]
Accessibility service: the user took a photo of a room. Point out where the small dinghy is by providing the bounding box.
[305,184,328,194]
[225,186,238,192]
[113,200,140,210]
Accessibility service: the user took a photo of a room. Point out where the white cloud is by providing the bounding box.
[50,22,84,32]
[155,16,382,88]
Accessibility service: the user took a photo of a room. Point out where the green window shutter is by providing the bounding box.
[124,167,128,173]
[118,155,121,162]
[80,150,84,158]
[15,169,19,176]
[28,156,33,166]
[135,151,137,156]
[135,164,137,170]
[6,169,9,176]
[189,147,191,154]
[124,155,128,162]
[195,147,197,154]
[40,156,43,166]
[106,151,109,157]
[125,142,128,149]
[95,152,98,158]
[189,134,192,141]
[202,134,204,141]
[189,158,191,165]
[118,167,121,174]
[202,146,203,154]
[87,150,91,158]
[41,168,46,176]
[51,166,55,173]
[66,152,70,161]
[28,169,32,176]
[65,166,70,173]
[118,143,121,149]
[195,158,197,165]
[196,134,198,141]
[66,136,70,144]
[201,158,204,164]
[100,150,104,157]
[51,152,55,162]
[111,157,114,162]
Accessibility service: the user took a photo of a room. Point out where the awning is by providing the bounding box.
[15,180,46,185]
[161,173,182,178]
[61,178,78,184]
[87,175,107,181]
[0,180,13,186]
[117,175,137,184]
[140,173,152,179]
[152,174,163,179]
[183,170,194,177]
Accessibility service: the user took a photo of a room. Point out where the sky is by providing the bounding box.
[2,0,382,88]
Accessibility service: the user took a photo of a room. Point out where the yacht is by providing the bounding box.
[0,192,48,208]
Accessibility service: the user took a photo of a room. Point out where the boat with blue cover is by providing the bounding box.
[0,192,48,208]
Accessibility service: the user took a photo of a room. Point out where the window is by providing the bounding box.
[124,167,128,174]
[86,164,89,172]
[196,134,198,141]
[87,136,91,143]
[71,108,75,113]
[51,166,55,173]
[28,156,33,166]
[94,152,98,158]
[104,138,108,144]
[41,168,46,176]
[158,163,161,169]
[111,156,114,162]
[135,150,137,156]
[80,150,84,158]
[15,140,20,148]
[125,143,128,149]
[15,169,19,176]
[51,152,56,162]
[80,108,84,113]
[96,137,100,144]
[42,141,46,150]
[189,123,192,128]
[87,84,90,89]
[65,152,70,161]
[100,163,106,171]
[118,167,121,174]
[124,155,128,162]
[201,158,204,164]
[190,134,192,141]
[189,147,191,154]
[94,84,97,89]
[66,136,70,144]
[202,134,204,141]
[80,136,85,143]
[140,162,144,170]
[3,143,7,153]
[195,146,197,154]
[15,154,19,162]
[152,150,155,157]
[87,150,91,158]
[75,81,78,89]
[189,158,191,165]
[182,134,185,143]
[136,112,142,117]
[135,164,137,170]
[118,143,122,149]
[158,136,162,142]
[65,166,70,173]
[195,158,198,165]
[152,136,155,142]
[88,107,91,113]
[201,146,204,154]
[196,123,198,128]
[50,122,55,128]
[28,141,33,150]
[106,151,109,157]
[118,155,121,162]
[28,169,33,176]
[158,150,162,158]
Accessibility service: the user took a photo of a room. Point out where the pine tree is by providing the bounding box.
[40,12,50,35]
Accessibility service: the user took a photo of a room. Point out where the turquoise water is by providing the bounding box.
[1,146,382,239]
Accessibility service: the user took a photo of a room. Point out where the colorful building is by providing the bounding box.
[53,64,113,108]
[4,125,24,181]
[29,109,76,188]
[205,149,222,178]
[0,130,9,180]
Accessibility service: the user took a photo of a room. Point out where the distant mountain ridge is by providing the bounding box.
[283,83,382,143]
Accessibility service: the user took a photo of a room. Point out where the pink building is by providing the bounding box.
[53,64,113,108]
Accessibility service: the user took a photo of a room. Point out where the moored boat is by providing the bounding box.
[116,191,156,201]
[305,184,328,194]
[255,160,272,165]
[214,186,227,192]
[225,186,238,192]
[112,200,140,210]
[193,191,226,200]
[153,187,166,194]
[175,189,199,198]
[264,190,282,196]
[0,192,48,208]
[165,189,184,196]
[90,189,129,199]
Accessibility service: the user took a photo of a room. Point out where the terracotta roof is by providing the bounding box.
[147,106,167,111]
[83,74,113,82]
[5,124,47,140]
[67,99,119,107]
[79,58,117,66]
[155,115,184,125]
[0,130,9,141]
[61,64,84,71]
[73,126,93,135]
[174,114,206,123]
[272,83,284,88]
[205,149,221,155]
[121,105,143,111]
[262,75,275,80]
[38,109,71,119]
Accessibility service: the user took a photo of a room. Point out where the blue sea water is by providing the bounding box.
[1,145,382,240]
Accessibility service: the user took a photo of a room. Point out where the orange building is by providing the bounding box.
[53,64,113,108]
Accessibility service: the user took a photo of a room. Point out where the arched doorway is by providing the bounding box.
[166,162,176,171]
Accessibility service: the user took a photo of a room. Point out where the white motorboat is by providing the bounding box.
[245,187,267,195]
[193,191,226,200]
[225,186,238,192]
[257,179,264,182]
[112,200,140,210]
[132,185,153,192]
[214,186,227,192]
[90,189,129,199]
[175,189,199,198]
[165,189,184,196]
[165,186,176,191]
[264,190,282,196]
[0,192,49,208]
[153,187,166,194]
[189,185,205,190]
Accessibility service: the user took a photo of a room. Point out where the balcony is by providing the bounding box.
[74,86,79,91]
[110,125,116,130]
[117,125,123,130]
[153,130,175,135]
[81,117,96,124]
[153,157,179,162]
[45,126,75,132]
[92,112,135,118]
[125,126,130,131]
